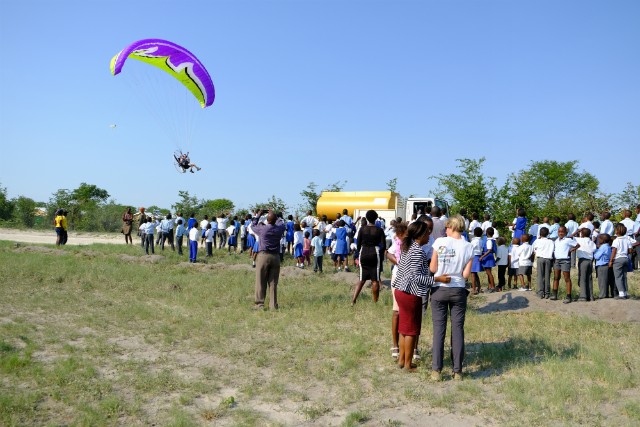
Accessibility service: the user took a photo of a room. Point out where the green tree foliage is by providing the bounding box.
[386,178,398,193]
[12,196,37,227]
[614,182,640,212]
[431,158,496,218]
[300,181,347,215]
[250,195,288,215]
[200,199,234,217]
[523,160,598,204]
[501,160,600,222]
[172,190,200,216]
[47,184,112,231]
[0,184,15,221]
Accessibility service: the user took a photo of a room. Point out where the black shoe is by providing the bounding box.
[563,297,572,304]
[550,293,558,301]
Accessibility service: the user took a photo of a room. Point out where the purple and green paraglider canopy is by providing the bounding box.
[110,38,215,108]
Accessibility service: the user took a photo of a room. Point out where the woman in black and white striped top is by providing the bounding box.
[393,221,451,371]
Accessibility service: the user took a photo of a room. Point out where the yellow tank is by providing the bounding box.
[316,191,399,219]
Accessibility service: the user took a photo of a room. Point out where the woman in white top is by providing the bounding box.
[429,215,474,381]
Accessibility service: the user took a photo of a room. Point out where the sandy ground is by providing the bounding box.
[0,228,125,246]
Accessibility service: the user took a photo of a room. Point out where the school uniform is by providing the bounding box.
[517,242,534,277]
[528,224,539,246]
[470,237,483,273]
[175,224,186,255]
[576,237,596,301]
[508,244,520,280]
[226,225,237,251]
[496,245,509,289]
[293,230,304,258]
[565,220,579,267]
[548,223,559,241]
[311,235,324,272]
[188,227,199,263]
[480,238,496,269]
[594,243,614,298]
[611,236,632,297]
[553,237,578,272]
[533,237,554,298]
[205,228,214,256]
[513,217,527,240]
[600,220,614,238]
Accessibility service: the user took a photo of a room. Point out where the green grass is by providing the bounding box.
[1,239,639,425]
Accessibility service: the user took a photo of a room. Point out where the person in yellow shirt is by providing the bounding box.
[54,209,65,246]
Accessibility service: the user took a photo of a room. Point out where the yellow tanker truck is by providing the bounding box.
[316,191,449,223]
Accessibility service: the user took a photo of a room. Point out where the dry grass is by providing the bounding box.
[1,240,639,426]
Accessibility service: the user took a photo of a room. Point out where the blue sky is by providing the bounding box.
[1,0,638,212]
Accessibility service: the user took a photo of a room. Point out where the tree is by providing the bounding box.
[505,160,600,220]
[12,196,37,227]
[0,184,14,221]
[386,178,398,193]
[250,195,288,216]
[614,182,640,212]
[172,190,200,216]
[523,160,598,205]
[300,182,319,214]
[431,158,496,217]
[300,181,348,215]
[200,198,234,217]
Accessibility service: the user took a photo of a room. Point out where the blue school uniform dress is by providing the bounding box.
[294,243,304,258]
[471,238,483,273]
[228,231,237,246]
[480,238,497,268]
[334,227,348,255]
[285,220,294,243]
[513,217,527,240]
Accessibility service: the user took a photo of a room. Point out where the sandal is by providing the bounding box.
[391,347,399,359]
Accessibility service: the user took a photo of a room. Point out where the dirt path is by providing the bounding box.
[0,228,124,246]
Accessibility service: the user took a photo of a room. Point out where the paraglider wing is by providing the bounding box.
[110,38,215,108]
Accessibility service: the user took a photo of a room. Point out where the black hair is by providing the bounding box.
[401,221,429,252]
[365,209,378,223]
[473,227,483,237]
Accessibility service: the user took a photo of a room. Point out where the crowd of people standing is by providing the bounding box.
[106,203,640,380]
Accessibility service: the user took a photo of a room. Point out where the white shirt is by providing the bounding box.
[432,236,474,288]
[293,230,304,246]
[518,243,534,267]
[217,217,229,230]
[533,237,554,259]
[481,221,493,235]
[470,237,483,256]
[200,219,209,230]
[188,227,199,241]
[612,235,632,259]
[575,237,596,259]
[509,245,520,268]
[565,220,579,237]
[578,221,594,234]
[226,225,236,236]
[468,220,481,233]
[600,219,614,237]
[303,215,318,228]
[205,228,214,242]
[620,218,635,237]
[554,237,578,259]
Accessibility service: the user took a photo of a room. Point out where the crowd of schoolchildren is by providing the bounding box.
[466,207,640,303]
[131,205,640,304]
[132,207,380,270]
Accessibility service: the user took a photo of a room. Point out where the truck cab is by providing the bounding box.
[405,198,449,220]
